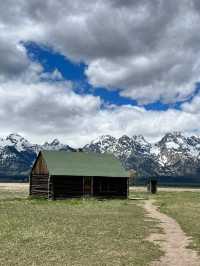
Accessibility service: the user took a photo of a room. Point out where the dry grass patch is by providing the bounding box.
[0,187,162,266]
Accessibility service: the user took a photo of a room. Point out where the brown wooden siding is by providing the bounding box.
[30,152,49,197]
[32,153,48,175]
[52,176,83,199]
[30,174,49,197]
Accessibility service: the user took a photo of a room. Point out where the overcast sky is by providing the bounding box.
[0,0,200,147]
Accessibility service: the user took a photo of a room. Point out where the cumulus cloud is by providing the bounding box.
[0,0,200,145]
[0,79,101,146]
[0,75,200,147]
[181,93,200,114]
[40,69,64,81]
[1,0,200,104]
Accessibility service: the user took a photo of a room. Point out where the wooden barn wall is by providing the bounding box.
[32,153,48,175]
[52,176,83,199]
[93,177,128,197]
[30,174,49,197]
[30,153,49,197]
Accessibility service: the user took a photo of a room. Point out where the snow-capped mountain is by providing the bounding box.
[0,132,200,183]
[0,133,34,152]
[84,132,200,178]
[0,134,74,180]
[84,134,151,162]
[152,133,199,163]
[38,139,73,152]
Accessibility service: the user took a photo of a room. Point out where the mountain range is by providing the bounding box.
[0,132,200,185]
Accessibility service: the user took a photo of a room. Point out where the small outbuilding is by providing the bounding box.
[30,151,129,199]
[147,177,158,194]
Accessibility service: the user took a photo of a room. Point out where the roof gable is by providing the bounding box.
[41,151,128,178]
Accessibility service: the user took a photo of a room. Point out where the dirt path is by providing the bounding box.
[144,200,200,266]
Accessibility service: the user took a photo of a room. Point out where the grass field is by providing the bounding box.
[0,187,162,266]
[1,185,200,265]
[154,192,200,253]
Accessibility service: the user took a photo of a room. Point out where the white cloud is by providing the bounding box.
[0,0,200,145]
[1,0,200,104]
[181,93,200,114]
[0,75,200,147]
[40,69,64,81]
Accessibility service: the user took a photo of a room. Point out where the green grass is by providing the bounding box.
[0,189,162,266]
[0,189,27,200]
[154,191,200,253]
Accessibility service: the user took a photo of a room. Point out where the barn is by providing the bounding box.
[29,151,129,199]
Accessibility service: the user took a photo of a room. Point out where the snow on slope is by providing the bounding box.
[0,132,200,178]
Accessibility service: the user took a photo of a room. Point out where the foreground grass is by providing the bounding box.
[0,189,161,266]
[154,192,200,253]
[0,189,27,200]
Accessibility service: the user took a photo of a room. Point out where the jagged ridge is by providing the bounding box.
[0,134,74,180]
[84,132,200,177]
[0,132,200,182]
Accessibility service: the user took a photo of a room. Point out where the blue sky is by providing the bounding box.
[25,42,200,112]
[26,42,139,107]
[25,42,182,111]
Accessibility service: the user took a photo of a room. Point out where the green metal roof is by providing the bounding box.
[41,151,128,178]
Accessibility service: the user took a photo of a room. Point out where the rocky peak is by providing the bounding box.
[186,135,200,147]
[0,132,200,182]
[41,139,72,151]
[132,134,146,142]
[91,135,116,145]
[118,135,132,144]
[6,133,22,143]
[158,132,185,145]
[132,135,151,154]
[51,139,60,146]
[4,133,32,152]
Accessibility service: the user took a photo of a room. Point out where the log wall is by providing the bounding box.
[30,174,49,197]
[30,153,49,197]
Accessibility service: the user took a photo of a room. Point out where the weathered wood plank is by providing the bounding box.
[30,172,49,197]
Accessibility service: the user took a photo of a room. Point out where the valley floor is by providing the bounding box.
[0,184,161,266]
[130,186,200,192]
[0,183,200,265]
[1,183,200,192]
[0,182,29,191]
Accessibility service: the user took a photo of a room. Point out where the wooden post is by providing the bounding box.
[82,176,84,197]
[29,173,32,196]
[51,176,55,200]
[147,178,151,192]
[127,177,129,198]
[48,175,51,200]
[91,177,93,196]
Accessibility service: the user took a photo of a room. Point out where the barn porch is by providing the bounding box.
[50,176,128,199]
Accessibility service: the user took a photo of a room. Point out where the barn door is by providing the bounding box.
[84,177,93,196]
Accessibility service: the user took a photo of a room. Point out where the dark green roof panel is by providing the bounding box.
[41,151,128,178]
